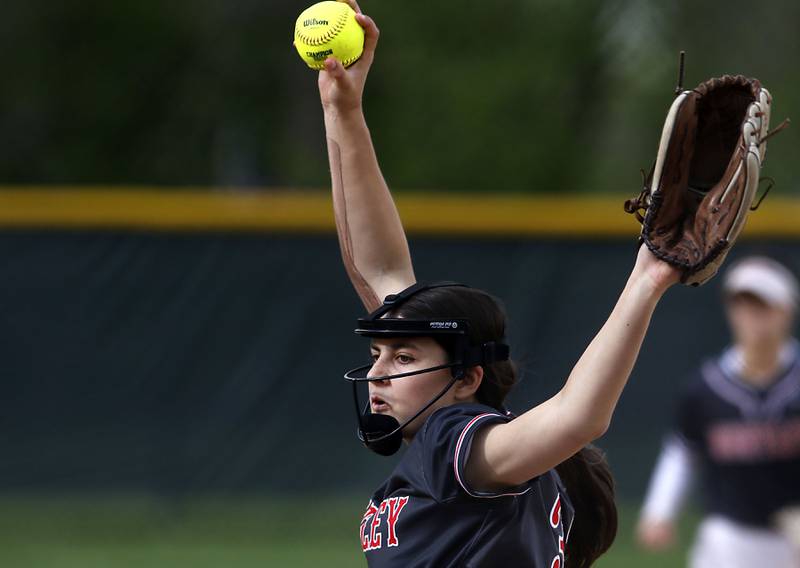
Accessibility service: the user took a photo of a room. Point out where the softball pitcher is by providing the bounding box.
[316,2,686,566]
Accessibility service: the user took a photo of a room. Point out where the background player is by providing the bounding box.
[636,256,800,567]
[317,1,691,565]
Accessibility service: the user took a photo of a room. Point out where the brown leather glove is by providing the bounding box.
[625,75,780,286]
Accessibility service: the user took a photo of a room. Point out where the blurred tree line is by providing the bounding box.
[1,0,797,194]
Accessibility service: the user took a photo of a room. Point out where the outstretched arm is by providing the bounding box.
[318,1,414,311]
[467,246,682,489]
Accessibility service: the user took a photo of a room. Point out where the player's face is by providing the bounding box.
[725,292,795,347]
[368,337,459,440]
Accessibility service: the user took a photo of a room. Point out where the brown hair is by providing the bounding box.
[393,285,617,567]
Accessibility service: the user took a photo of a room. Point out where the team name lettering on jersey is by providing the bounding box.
[708,418,800,461]
[549,493,566,568]
[360,496,410,551]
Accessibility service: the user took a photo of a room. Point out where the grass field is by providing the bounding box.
[0,495,696,567]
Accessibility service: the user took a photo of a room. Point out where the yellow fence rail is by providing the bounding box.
[0,187,797,238]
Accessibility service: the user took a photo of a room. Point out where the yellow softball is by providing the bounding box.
[294,1,365,70]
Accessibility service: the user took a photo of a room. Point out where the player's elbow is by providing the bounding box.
[586,416,611,441]
[582,418,611,445]
[564,414,610,447]
[586,416,611,442]
[555,393,611,444]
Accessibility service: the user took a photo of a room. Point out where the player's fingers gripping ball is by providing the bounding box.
[294,1,365,70]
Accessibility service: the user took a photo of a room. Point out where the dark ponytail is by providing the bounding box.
[394,286,618,566]
[555,445,617,567]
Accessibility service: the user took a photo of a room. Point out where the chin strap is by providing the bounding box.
[355,375,460,456]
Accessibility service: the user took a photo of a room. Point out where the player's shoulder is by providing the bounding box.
[405,403,517,503]
[415,402,512,460]
[429,402,508,421]
[422,403,510,436]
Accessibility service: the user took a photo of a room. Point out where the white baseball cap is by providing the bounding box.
[723,256,799,309]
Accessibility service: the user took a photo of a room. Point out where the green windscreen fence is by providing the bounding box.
[1,231,797,498]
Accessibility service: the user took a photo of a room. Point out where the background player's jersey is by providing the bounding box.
[676,340,800,526]
[360,403,574,568]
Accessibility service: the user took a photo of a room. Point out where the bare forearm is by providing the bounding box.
[325,108,414,309]
[314,11,413,310]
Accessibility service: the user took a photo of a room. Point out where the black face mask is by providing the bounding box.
[343,282,510,456]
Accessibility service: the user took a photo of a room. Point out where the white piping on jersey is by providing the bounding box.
[702,362,761,419]
[564,511,575,544]
[705,339,800,420]
[764,362,800,417]
[453,413,532,499]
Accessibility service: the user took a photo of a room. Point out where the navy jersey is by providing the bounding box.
[360,403,575,568]
[675,342,800,527]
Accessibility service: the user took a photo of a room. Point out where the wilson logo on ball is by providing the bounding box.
[303,18,328,26]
